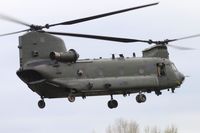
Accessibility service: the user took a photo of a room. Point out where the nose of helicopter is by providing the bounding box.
[177,72,185,85]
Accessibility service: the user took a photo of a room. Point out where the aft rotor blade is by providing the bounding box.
[0,29,30,37]
[0,14,30,27]
[45,31,150,43]
[48,2,159,27]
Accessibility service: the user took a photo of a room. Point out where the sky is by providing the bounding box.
[0,0,200,133]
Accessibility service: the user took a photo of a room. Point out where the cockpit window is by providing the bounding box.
[157,63,166,76]
[171,63,177,71]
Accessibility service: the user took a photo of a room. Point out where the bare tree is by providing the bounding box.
[106,119,139,133]
[150,126,161,133]
[144,126,150,133]
[104,119,178,133]
[164,125,178,133]
[106,125,113,133]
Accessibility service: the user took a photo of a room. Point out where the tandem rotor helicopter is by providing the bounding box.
[0,2,199,109]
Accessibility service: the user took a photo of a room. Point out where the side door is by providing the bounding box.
[156,62,169,88]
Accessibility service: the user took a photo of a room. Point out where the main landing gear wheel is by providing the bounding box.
[108,99,118,109]
[38,100,45,109]
[136,94,146,103]
[68,95,76,102]
[107,95,118,109]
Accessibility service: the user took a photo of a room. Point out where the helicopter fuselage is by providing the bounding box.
[16,32,185,108]
[17,56,184,99]
[0,2,192,109]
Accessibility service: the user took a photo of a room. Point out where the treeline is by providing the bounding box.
[93,119,177,133]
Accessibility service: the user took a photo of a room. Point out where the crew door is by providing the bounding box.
[156,62,169,88]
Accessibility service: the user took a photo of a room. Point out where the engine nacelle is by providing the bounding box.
[49,49,79,62]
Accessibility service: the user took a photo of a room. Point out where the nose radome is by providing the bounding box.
[179,72,185,83]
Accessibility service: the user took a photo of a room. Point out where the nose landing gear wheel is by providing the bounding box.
[38,100,45,109]
[107,99,118,109]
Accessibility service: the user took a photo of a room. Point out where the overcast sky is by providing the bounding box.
[0,0,200,133]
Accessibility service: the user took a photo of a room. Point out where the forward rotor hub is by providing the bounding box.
[30,24,45,31]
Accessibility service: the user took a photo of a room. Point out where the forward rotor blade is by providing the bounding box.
[0,29,30,37]
[0,14,30,27]
[144,33,200,45]
[45,31,149,43]
[170,33,200,42]
[48,2,159,27]
[167,44,196,50]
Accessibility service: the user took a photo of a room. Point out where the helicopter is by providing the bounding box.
[0,2,198,109]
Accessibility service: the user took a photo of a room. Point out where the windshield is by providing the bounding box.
[171,63,177,71]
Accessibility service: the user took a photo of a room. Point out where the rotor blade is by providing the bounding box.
[171,33,200,42]
[48,2,159,27]
[165,34,200,44]
[0,14,30,27]
[167,44,196,50]
[45,31,150,43]
[0,29,30,37]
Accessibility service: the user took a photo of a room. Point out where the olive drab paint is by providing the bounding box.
[1,2,189,109]
[17,32,185,109]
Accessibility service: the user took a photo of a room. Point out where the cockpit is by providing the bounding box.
[171,63,178,71]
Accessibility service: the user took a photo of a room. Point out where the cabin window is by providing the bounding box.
[157,63,166,76]
[32,51,39,57]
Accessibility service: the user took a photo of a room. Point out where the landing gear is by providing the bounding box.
[38,99,45,109]
[68,95,76,102]
[171,88,175,93]
[155,90,162,96]
[107,95,118,109]
[82,95,86,100]
[108,99,118,109]
[136,94,146,103]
